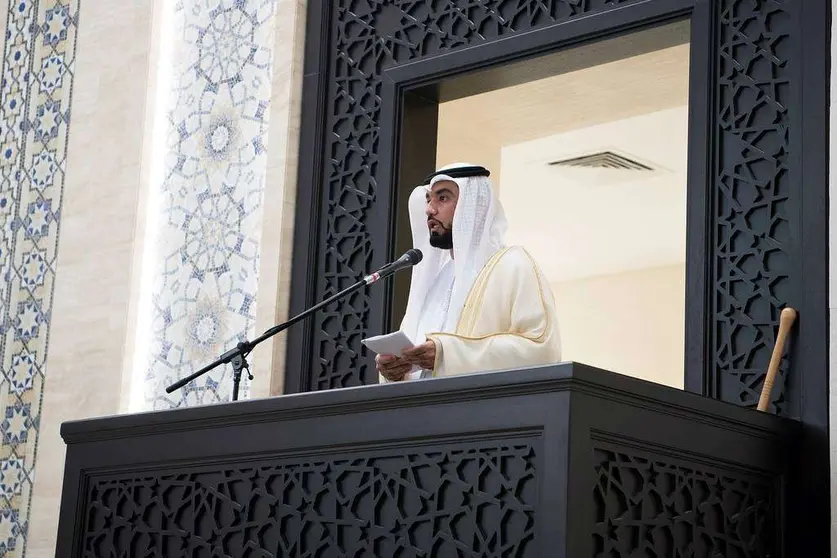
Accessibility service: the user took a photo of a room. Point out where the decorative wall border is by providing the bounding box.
[0,0,80,555]
[137,0,279,410]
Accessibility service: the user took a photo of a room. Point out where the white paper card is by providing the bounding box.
[361,330,415,356]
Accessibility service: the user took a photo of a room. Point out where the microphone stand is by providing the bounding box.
[165,258,414,401]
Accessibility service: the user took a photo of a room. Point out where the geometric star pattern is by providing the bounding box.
[712,0,793,414]
[139,0,278,410]
[592,447,777,557]
[0,1,79,555]
[81,442,538,557]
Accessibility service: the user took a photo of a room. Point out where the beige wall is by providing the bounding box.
[436,113,502,190]
[26,3,158,556]
[254,0,306,398]
[551,264,685,389]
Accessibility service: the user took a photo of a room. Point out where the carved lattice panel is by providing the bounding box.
[713,1,793,412]
[313,0,641,390]
[303,0,801,405]
[592,447,777,558]
[81,442,538,557]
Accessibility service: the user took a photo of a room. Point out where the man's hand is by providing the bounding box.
[376,354,412,382]
[402,340,437,371]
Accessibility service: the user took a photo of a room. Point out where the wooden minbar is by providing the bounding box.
[55,363,797,557]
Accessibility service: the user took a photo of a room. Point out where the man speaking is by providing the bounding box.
[376,162,562,382]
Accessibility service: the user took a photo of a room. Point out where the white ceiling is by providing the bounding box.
[436,42,691,282]
[500,107,688,281]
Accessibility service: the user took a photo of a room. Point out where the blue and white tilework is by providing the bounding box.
[0,0,78,554]
[140,0,277,410]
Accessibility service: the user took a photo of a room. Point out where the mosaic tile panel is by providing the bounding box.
[0,0,80,555]
[140,0,278,410]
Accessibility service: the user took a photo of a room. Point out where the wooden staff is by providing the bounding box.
[757,307,798,412]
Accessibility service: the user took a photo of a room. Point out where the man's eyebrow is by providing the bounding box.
[432,187,454,197]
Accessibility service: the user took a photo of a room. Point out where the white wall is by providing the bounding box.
[551,264,685,389]
[830,3,837,554]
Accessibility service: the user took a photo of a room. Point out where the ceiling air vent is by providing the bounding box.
[547,151,654,172]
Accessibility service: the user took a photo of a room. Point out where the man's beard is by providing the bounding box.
[429,224,453,249]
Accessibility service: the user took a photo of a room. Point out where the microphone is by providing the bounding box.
[166,248,423,400]
[364,248,423,284]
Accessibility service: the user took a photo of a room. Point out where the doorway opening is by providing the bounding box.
[392,19,691,388]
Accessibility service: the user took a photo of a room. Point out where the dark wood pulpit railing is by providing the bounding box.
[55,362,797,557]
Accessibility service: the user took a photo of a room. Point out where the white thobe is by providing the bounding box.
[409,259,455,380]
[426,246,562,378]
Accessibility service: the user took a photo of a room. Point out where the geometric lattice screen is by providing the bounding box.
[289,0,802,421]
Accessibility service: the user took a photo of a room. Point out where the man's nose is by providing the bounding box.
[425,203,436,217]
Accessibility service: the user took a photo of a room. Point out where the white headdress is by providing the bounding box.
[400,162,508,342]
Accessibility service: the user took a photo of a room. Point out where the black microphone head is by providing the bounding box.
[405,248,423,264]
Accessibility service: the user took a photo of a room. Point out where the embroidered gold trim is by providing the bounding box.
[428,246,551,343]
[431,337,441,374]
[456,246,512,334]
